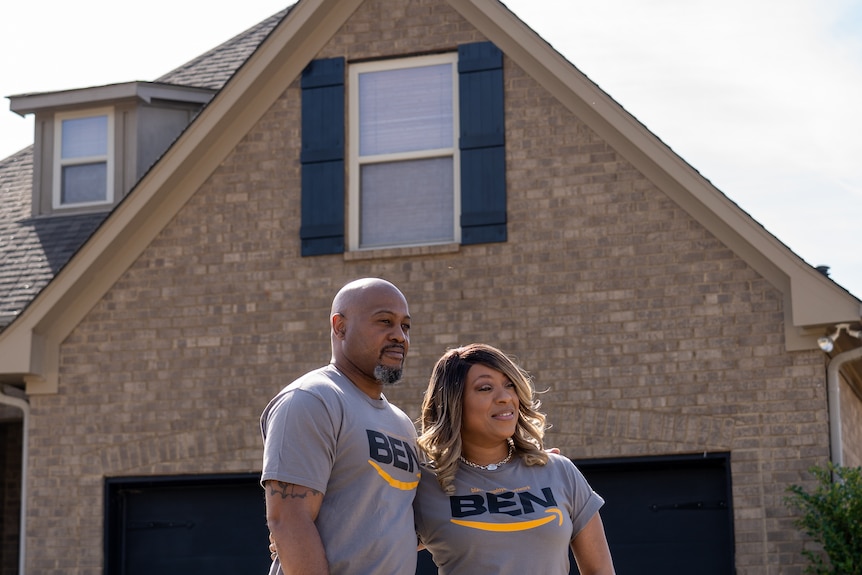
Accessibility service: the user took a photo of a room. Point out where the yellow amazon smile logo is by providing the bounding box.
[368,460,420,490]
[450,507,564,532]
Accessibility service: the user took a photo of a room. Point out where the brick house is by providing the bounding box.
[1,0,861,573]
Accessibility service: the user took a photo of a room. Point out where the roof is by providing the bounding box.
[156,9,290,90]
[0,7,290,330]
[10,82,216,116]
[0,0,858,394]
[0,147,108,327]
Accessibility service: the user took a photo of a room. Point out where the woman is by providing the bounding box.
[414,343,615,575]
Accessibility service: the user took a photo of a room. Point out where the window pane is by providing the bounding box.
[61,115,108,158]
[359,64,453,156]
[360,157,454,248]
[61,163,107,204]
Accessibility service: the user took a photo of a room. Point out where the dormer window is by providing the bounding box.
[54,109,114,208]
[9,82,215,218]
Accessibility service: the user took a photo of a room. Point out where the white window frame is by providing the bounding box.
[347,53,461,251]
[52,107,115,209]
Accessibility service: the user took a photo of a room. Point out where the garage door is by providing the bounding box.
[574,452,735,574]
[105,474,270,575]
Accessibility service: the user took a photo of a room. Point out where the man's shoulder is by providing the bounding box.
[265,365,347,413]
[383,395,411,414]
[289,364,344,392]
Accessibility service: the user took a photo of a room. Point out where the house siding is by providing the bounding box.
[22,0,830,573]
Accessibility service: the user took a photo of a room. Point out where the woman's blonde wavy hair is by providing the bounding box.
[418,343,548,494]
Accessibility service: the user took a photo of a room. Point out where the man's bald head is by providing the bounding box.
[331,278,404,319]
[329,278,411,394]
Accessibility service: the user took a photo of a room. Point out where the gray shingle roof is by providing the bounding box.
[0,147,108,325]
[157,8,290,90]
[0,6,291,330]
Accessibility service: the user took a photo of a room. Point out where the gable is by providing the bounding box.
[0,0,858,396]
[0,9,291,330]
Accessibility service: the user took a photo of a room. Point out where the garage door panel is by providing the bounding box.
[576,453,734,575]
[106,475,270,575]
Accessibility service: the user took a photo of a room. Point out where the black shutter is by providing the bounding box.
[458,42,506,245]
[300,57,345,256]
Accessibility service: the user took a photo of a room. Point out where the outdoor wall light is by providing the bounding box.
[817,323,862,352]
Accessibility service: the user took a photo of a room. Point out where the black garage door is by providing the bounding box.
[106,455,733,574]
[574,452,735,574]
[105,474,270,575]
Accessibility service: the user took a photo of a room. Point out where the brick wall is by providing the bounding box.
[841,381,862,467]
[22,0,830,572]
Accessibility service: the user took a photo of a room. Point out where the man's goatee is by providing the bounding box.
[375,365,403,385]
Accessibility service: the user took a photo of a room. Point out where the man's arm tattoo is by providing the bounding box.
[268,481,322,500]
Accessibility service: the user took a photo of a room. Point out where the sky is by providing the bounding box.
[1,0,860,298]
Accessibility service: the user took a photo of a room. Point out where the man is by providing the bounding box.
[260,278,420,575]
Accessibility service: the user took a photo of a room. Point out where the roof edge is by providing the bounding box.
[0,0,364,394]
[2,0,859,395]
[448,0,861,350]
[9,82,216,116]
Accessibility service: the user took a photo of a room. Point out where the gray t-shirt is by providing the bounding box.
[261,364,420,575]
[414,453,604,575]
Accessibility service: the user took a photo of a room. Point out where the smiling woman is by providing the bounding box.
[459,362,521,465]
[414,343,616,575]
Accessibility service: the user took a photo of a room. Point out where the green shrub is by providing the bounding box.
[785,463,862,575]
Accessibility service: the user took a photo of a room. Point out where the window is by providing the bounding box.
[349,54,459,250]
[53,109,114,208]
[299,42,506,257]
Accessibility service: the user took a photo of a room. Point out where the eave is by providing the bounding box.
[0,0,365,393]
[9,82,216,116]
[446,0,861,349]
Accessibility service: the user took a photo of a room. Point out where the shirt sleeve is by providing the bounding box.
[565,458,605,538]
[260,387,341,494]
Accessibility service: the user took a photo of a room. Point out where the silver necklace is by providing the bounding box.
[459,442,515,471]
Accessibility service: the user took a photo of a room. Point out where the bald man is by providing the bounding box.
[261,278,420,575]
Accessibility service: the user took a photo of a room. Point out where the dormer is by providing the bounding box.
[10,82,215,217]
